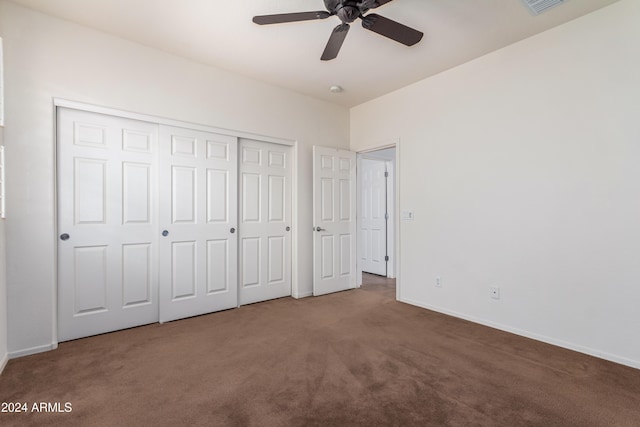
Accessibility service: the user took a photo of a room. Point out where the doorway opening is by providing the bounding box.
[360,273,396,300]
[356,146,396,292]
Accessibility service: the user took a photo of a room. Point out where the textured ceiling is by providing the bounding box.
[9,0,620,107]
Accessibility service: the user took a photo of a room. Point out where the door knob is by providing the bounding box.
[230,228,236,234]
[286,226,291,232]
[315,226,326,232]
[60,233,70,241]
[162,230,169,237]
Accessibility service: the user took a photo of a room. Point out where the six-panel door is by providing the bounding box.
[239,139,292,305]
[360,158,387,276]
[57,108,160,341]
[58,108,296,340]
[158,125,238,322]
[312,146,357,296]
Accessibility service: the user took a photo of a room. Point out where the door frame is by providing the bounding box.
[355,139,401,301]
[53,98,298,344]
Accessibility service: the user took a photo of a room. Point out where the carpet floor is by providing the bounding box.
[1,274,639,426]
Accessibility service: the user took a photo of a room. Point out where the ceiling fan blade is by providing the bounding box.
[321,24,350,61]
[253,11,331,25]
[361,13,423,46]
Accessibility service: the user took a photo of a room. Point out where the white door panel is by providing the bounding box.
[313,146,356,296]
[159,126,238,322]
[59,108,289,338]
[360,159,387,275]
[239,139,292,305]
[58,108,159,341]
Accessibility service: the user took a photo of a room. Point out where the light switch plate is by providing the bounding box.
[402,210,414,220]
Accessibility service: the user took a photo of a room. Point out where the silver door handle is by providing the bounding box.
[315,227,326,232]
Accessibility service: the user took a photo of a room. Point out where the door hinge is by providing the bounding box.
[385,255,389,262]
[384,171,389,177]
[385,213,389,220]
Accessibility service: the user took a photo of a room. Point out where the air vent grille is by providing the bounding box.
[521,0,567,15]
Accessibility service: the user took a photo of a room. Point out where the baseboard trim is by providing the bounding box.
[9,342,57,359]
[292,291,313,299]
[0,352,8,374]
[401,297,640,370]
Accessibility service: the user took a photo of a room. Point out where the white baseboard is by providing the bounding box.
[401,297,640,370]
[292,291,313,299]
[9,342,57,359]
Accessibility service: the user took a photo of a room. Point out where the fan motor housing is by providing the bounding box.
[330,0,368,24]
[337,6,360,23]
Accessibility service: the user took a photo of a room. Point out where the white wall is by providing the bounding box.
[351,0,640,368]
[0,30,7,372]
[0,127,7,372]
[0,0,350,356]
[0,220,6,372]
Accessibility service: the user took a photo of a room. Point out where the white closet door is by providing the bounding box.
[360,158,387,276]
[312,146,357,296]
[57,108,159,341]
[239,139,292,305]
[158,125,238,322]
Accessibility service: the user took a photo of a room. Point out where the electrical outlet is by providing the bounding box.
[490,286,500,300]
[435,277,442,288]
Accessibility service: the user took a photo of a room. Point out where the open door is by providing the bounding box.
[313,146,357,296]
[360,158,388,276]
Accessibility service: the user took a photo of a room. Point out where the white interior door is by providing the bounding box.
[313,146,356,296]
[239,139,292,305]
[158,125,238,322]
[57,108,159,341]
[360,158,387,276]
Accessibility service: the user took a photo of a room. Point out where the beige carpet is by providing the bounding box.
[1,274,639,426]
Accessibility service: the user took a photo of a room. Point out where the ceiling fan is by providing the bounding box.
[253,0,423,61]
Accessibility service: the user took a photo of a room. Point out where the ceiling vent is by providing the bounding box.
[521,0,567,15]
